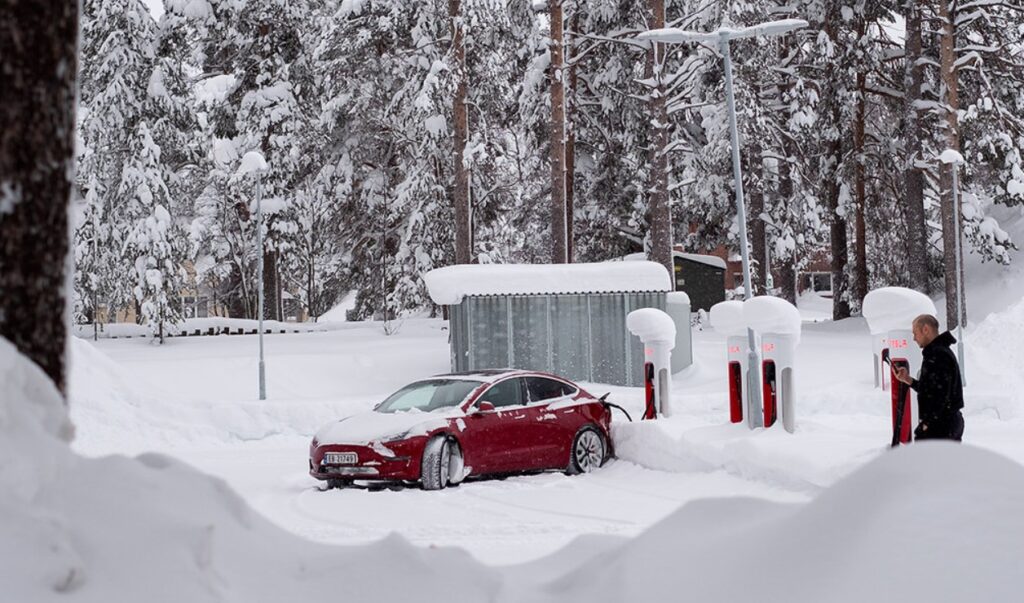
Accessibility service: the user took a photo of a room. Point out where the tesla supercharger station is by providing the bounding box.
[622,305,679,417]
[743,296,801,433]
[710,301,750,425]
[863,287,937,444]
[627,308,676,419]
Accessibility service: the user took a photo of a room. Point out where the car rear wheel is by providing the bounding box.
[567,426,606,475]
[422,436,461,490]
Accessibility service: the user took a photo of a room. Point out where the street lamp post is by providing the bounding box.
[639,18,808,429]
[238,151,270,400]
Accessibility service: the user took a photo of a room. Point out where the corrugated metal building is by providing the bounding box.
[423,263,686,387]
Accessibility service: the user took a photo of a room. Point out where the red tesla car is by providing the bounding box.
[309,369,613,489]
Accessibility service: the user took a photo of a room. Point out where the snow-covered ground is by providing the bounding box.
[5,208,1020,598]
[66,285,1024,567]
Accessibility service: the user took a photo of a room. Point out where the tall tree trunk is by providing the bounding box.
[852,65,869,306]
[307,259,316,321]
[823,18,851,319]
[565,9,579,263]
[549,0,568,263]
[778,143,798,305]
[774,25,798,305]
[645,0,673,280]
[937,0,966,329]
[748,145,767,296]
[263,248,280,321]
[0,0,79,395]
[449,0,471,265]
[902,0,929,292]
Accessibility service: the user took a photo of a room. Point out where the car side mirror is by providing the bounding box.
[475,401,496,413]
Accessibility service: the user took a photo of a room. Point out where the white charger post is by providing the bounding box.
[743,296,801,433]
[627,308,676,419]
[710,301,753,427]
[862,287,937,444]
[871,328,890,391]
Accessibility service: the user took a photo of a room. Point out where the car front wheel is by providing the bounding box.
[422,435,461,490]
[567,426,606,475]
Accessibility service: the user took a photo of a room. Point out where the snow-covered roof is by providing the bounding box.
[623,251,727,270]
[862,287,938,334]
[744,296,801,339]
[666,291,691,307]
[422,262,671,305]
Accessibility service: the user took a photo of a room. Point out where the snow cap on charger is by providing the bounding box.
[862,287,937,334]
[743,296,801,341]
[626,308,676,345]
[710,300,746,336]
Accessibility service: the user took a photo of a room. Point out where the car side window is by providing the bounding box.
[526,377,576,404]
[480,378,523,408]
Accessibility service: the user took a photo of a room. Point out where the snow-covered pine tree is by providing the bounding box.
[458,0,540,266]
[122,121,185,343]
[934,0,1022,327]
[182,0,316,322]
[565,0,702,266]
[77,0,190,340]
[77,0,156,323]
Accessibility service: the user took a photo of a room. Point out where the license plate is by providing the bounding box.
[324,452,357,465]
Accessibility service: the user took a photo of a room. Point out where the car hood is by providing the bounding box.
[314,409,461,445]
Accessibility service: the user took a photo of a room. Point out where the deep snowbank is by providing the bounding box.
[3,336,501,602]
[537,443,1024,603]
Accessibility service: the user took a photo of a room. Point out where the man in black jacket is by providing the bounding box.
[894,314,965,441]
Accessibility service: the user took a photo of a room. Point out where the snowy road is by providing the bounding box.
[68,303,1024,565]
[169,437,802,564]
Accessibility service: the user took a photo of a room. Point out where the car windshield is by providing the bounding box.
[375,379,483,414]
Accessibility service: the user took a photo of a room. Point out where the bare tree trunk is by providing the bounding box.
[902,0,929,292]
[263,249,280,321]
[0,0,79,395]
[565,9,579,263]
[937,0,966,329]
[549,0,568,263]
[778,145,798,305]
[449,0,471,265]
[823,18,851,319]
[645,0,673,280]
[852,66,869,306]
[748,146,767,296]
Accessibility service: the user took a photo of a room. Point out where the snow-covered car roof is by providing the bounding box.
[431,369,534,384]
[422,262,671,305]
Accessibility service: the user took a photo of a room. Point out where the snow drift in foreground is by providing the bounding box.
[546,443,1023,603]
[7,334,1024,601]
[2,336,500,603]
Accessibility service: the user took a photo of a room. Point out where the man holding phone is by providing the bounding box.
[894,314,965,441]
